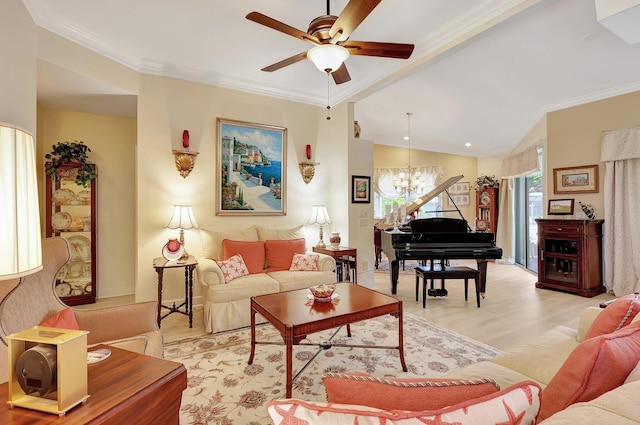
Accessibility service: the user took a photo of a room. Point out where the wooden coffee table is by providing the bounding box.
[248,282,407,398]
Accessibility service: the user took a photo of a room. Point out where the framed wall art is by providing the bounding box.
[449,182,470,194]
[447,194,470,207]
[352,175,371,203]
[553,164,598,194]
[216,118,287,215]
[548,198,574,215]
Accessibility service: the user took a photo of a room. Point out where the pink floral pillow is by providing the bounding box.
[289,253,319,271]
[216,254,249,283]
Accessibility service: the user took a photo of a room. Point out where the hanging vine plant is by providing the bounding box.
[44,141,98,187]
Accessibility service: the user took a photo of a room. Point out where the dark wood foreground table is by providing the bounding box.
[0,345,187,424]
[249,282,407,398]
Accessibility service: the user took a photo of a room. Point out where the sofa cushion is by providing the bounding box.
[216,254,250,283]
[445,360,543,389]
[201,226,258,260]
[222,239,265,274]
[265,238,306,271]
[539,321,640,421]
[257,225,305,241]
[268,270,337,292]
[289,253,319,271]
[586,293,640,339]
[207,273,279,303]
[268,381,541,425]
[40,307,80,330]
[322,372,499,411]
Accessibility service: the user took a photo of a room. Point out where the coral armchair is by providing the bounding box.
[0,237,163,383]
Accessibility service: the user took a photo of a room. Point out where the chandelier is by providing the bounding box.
[394,112,425,196]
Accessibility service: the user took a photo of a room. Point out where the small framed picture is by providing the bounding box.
[449,182,470,194]
[352,175,371,203]
[553,164,598,194]
[548,198,574,215]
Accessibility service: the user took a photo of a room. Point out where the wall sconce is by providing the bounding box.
[172,130,199,178]
[299,144,318,184]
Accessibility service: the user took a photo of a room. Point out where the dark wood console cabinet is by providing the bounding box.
[535,219,605,297]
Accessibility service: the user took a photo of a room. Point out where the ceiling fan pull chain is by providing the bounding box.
[326,71,331,120]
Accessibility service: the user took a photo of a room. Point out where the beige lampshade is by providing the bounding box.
[0,124,42,280]
[307,205,332,225]
[165,205,199,230]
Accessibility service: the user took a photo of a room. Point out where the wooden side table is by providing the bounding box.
[313,246,357,283]
[153,256,197,328]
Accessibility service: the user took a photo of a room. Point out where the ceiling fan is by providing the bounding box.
[246,0,415,84]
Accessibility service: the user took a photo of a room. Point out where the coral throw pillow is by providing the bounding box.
[40,307,80,330]
[268,381,541,425]
[323,372,499,411]
[265,238,306,271]
[222,239,265,274]
[216,254,250,283]
[289,253,319,271]
[539,321,640,421]
[585,292,640,339]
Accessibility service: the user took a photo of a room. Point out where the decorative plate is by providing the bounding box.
[162,242,184,261]
[55,282,72,297]
[67,235,91,261]
[76,190,91,205]
[84,282,93,293]
[52,211,72,230]
[53,188,75,206]
[67,260,86,278]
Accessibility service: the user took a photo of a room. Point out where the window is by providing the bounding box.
[514,147,543,272]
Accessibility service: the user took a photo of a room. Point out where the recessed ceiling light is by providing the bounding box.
[404,136,409,140]
[465,143,471,147]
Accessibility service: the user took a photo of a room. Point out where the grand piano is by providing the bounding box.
[378,175,502,295]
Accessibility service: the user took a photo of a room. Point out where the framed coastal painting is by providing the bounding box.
[553,164,598,194]
[216,118,287,215]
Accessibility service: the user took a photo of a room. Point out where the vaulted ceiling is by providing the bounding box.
[25,0,640,157]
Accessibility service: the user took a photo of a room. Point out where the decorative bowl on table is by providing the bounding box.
[309,284,337,302]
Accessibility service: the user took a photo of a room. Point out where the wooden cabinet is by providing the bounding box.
[535,219,604,297]
[475,187,499,235]
[45,163,97,305]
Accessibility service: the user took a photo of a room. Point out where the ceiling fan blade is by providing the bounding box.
[246,12,320,45]
[261,52,308,72]
[331,63,351,84]
[329,0,381,42]
[342,41,414,59]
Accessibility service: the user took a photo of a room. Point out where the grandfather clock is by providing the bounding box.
[475,187,499,236]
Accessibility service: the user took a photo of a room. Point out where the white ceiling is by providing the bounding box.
[24,0,640,157]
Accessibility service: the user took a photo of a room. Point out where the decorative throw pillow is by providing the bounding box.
[222,239,266,274]
[40,307,80,330]
[216,254,250,283]
[289,253,319,271]
[586,292,640,339]
[265,238,306,271]
[322,372,499,411]
[539,321,640,421]
[268,381,541,425]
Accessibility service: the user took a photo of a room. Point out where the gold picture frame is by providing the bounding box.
[553,164,598,194]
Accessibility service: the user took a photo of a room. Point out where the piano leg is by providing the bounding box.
[476,259,488,297]
[390,260,400,294]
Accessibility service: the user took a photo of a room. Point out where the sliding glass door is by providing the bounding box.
[514,149,543,272]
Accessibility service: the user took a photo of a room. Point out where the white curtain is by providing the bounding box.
[496,144,541,263]
[601,126,640,295]
[373,166,444,198]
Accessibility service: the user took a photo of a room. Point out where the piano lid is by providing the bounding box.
[375,175,464,229]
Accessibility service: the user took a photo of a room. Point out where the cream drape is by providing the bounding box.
[601,125,640,295]
[496,144,541,263]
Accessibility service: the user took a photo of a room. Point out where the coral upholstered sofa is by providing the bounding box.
[196,225,336,333]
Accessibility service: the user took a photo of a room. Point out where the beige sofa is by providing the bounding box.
[196,225,337,333]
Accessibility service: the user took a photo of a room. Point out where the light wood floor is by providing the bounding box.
[84,261,615,351]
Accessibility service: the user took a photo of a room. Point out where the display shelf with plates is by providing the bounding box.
[46,162,97,305]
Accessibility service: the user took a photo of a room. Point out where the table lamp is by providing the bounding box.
[165,205,199,261]
[0,124,42,280]
[307,205,332,248]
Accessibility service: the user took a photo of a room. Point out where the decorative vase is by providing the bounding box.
[162,238,184,261]
[579,201,597,219]
[330,231,341,247]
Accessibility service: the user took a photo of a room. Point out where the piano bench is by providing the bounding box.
[415,265,481,308]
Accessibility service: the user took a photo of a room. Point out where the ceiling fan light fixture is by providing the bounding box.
[307,44,349,73]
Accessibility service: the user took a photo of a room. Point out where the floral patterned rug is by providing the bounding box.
[164,313,501,425]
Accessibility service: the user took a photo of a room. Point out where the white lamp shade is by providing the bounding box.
[307,44,349,73]
[307,205,332,225]
[166,205,199,230]
[0,125,42,279]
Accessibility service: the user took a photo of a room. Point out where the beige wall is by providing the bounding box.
[546,90,640,218]
[36,107,137,299]
[373,145,478,223]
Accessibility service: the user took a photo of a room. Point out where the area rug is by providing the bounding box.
[164,313,501,425]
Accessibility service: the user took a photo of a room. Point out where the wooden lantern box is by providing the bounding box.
[7,326,89,415]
